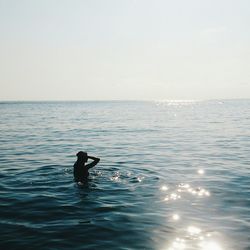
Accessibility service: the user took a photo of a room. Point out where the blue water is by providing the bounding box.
[0,100,249,250]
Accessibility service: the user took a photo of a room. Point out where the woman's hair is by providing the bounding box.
[76,151,88,162]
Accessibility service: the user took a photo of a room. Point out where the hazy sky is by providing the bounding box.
[0,0,249,100]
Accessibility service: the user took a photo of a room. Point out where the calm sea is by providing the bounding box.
[0,100,249,250]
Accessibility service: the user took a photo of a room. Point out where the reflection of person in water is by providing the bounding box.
[73,151,100,184]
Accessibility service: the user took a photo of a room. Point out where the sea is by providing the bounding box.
[0,100,249,250]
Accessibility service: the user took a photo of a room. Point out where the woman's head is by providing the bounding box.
[76,151,88,162]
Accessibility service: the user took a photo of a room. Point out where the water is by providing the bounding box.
[0,100,249,250]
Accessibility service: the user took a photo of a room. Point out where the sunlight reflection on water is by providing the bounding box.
[172,214,180,221]
[165,225,223,250]
[160,183,210,203]
[197,169,205,175]
[159,179,220,250]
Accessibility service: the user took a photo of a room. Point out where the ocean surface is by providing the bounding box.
[0,100,249,250]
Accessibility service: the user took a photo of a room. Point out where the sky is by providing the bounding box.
[0,0,249,101]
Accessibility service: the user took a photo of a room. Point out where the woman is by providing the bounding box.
[73,151,100,184]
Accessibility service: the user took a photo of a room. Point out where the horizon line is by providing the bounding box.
[0,98,250,102]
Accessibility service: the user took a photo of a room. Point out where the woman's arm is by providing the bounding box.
[86,156,100,169]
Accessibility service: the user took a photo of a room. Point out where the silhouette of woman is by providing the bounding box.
[73,151,100,184]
